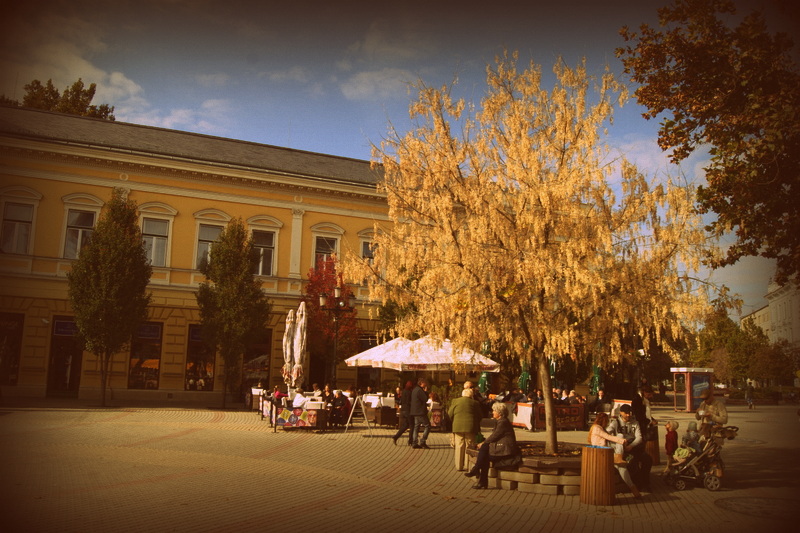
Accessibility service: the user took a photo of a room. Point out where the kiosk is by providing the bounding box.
[670,367,714,413]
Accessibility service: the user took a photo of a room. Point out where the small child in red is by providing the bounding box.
[663,420,679,473]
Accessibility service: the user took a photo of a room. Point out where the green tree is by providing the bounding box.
[346,52,714,453]
[67,188,152,407]
[3,78,115,120]
[195,218,271,407]
[617,0,800,284]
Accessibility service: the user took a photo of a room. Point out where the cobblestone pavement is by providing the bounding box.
[0,399,797,532]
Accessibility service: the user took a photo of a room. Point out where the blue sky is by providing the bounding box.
[2,0,793,317]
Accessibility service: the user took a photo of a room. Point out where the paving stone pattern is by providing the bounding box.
[0,400,797,532]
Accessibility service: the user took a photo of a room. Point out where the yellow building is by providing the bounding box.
[0,105,388,404]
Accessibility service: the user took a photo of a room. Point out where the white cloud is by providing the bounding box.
[123,99,233,135]
[340,68,413,101]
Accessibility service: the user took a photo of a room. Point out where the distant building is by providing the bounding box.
[0,105,393,403]
[741,281,800,349]
[741,280,800,387]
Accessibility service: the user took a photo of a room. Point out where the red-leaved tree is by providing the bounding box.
[304,257,359,387]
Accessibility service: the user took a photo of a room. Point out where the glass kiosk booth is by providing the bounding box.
[670,367,714,413]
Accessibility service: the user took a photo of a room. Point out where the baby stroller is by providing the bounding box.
[664,425,739,491]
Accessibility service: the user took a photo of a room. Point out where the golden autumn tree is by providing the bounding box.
[344,52,716,453]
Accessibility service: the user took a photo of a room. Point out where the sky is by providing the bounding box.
[2,0,795,319]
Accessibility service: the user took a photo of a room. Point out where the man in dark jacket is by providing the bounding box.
[410,377,431,449]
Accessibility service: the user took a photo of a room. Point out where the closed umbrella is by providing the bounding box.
[292,302,307,388]
[281,309,295,385]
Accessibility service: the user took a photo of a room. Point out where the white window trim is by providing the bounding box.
[0,185,42,255]
[193,209,230,270]
[61,193,104,259]
[248,215,283,278]
[139,202,178,268]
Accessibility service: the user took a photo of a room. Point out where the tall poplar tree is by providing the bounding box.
[195,218,271,408]
[346,52,715,453]
[67,188,152,407]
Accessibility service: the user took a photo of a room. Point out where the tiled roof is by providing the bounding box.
[0,105,380,186]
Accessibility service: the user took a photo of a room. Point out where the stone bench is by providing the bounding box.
[465,442,583,495]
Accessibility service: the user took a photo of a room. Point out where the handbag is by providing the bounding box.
[475,432,484,444]
[489,440,510,456]
[493,453,523,470]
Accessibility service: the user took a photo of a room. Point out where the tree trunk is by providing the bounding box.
[537,355,558,454]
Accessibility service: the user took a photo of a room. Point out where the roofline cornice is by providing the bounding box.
[1,138,387,203]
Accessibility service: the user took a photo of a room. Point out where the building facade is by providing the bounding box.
[741,281,800,349]
[0,105,388,403]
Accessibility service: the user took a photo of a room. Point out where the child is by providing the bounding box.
[682,421,702,454]
[663,420,679,473]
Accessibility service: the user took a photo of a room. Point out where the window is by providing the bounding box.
[1,186,41,256]
[314,236,338,266]
[1,202,33,254]
[196,223,223,269]
[252,229,275,276]
[186,325,214,391]
[64,209,95,259]
[142,217,169,267]
[361,240,375,264]
[128,322,163,390]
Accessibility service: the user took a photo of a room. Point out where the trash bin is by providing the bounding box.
[580,445,615,506]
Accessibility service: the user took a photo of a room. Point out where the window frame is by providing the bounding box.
[310,222,344,269]
[193,209,231,270]
[248,215,283,278]
[0,186,42,256]
[139,202,177,268]
[61,193,103,260]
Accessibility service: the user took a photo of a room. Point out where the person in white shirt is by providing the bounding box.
[292,388,308,409]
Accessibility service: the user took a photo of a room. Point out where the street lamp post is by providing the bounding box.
[319,285,356,387]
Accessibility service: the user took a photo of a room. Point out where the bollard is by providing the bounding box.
[580,445,615,506]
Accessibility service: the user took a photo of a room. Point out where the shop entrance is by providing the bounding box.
[47,317,82,396]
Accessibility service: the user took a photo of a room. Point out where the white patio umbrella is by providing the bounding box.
[345,336,500,373]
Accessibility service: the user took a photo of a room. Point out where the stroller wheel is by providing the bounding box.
[674,478,687,491]
[704,474,721,491]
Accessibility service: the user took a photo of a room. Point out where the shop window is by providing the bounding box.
[64,209,95,259]
[185,324,214,391]
[1,202,33,254]
[0,312,23,385]
[128,322,163,390]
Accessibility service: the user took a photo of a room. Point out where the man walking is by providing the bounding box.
[410,377,431,449]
